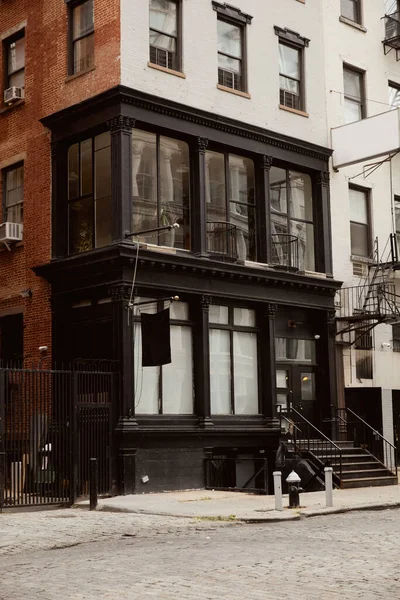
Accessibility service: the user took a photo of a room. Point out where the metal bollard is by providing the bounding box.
[324,466,333,507]
[273,471,283,511]
[0,452,5,513]
[89,458,98,511]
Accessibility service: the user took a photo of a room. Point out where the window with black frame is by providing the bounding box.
[67,131,111,254]
[4,31,25,91]
[217,17,244,91]
[3,164,24,224]
[393,325,400,352]
[149,0,180,71]
[209,306,259,415]
[205,151,255,261]
[279,41,303,111]
[269,167,314,271]
[131,129,190,249]
[134,299,194,415]
[341,0,361,24]
[349,185,370,258]
[69,0,94,75]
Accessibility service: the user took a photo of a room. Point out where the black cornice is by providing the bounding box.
[40,85,332,162]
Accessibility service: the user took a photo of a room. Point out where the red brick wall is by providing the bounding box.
[0,0,120,364]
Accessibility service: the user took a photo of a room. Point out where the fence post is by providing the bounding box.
[0,452,5,513]
[89,458,98,511]
[70,372,79,505]
[324,467,333,507]
[273,471,283,511]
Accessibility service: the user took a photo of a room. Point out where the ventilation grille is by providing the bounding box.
[352,261,367,277]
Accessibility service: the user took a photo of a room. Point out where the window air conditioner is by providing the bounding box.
[4,86,24,104]
[0,222,23,249]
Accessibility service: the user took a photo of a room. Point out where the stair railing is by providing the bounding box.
[336,407,398,476]
[280,404,342,483]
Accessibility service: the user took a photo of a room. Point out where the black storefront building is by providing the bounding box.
[37,86,341,495]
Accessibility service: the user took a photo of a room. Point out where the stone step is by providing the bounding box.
[331,461,381,471]
[341,476,398,489]
[340,469,390,480]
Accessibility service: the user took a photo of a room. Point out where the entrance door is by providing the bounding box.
[276,365,317,424]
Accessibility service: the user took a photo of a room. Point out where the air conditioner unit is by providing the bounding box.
[4,86,24,104]
[0,222,23,249]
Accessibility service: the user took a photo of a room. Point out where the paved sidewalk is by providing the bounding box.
[76,483,400,522]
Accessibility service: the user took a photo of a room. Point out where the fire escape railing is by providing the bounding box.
[206,221,238,260]
[383,12,400,59]
[270,234,299,272]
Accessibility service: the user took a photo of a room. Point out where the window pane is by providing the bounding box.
[233,332,258,414]
[386,0,399,13]
[134,323,159,414]
[73,0,94,38]
[275,338,316,362]
[229,155,254,205]
[68,143,79,200]
[301,372,315,401]
[149,31,176,53]
[74,33,94,73]
[270,167,288,214]
[80,138,93,196]
[160,136,190,249]
[69,197,93,253]
[279,44,300,79]
[132,129,158,243]
[279,75,299,95]
[233,308,255,327]
[95,196,112,248]
[169,301,189,320]
[344,69,362,101]
[95,139,111,200]
[210,329,231,414]
[94,134,111,247]
[229,202,256,261]
[163,326,193,414]
[350,188,368,223]
[351,222,369,256]
[5,167,23,203]
[344,98,362,124]
[9,71,25,88]
[209,305,229,324]
[277,393,288,409]
[218,53,241,75]
[7,37,25,75]
[389,85,400,109]
[395,200,400,234]
[291,220,315,271]
[341,0,358,22]
[149,0,177,36]
[276,369,289,388]
[217,20,242,59]
[289,172,313,221]
[205,151,226,221]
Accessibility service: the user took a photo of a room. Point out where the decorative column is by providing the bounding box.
[192,137,209,257]
[315,171,333,277]
[257,155,273,264]
[107,116,136,242]
[194,295,214,427]
[260,302,277,418]
[51,140,68,258]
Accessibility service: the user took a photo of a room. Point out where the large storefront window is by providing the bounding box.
[205,151,256,261]
[209,306,259,415]
[68,132,111,254]
[270,168,315,271]
[132,130,190,249]
[134,300,194,414]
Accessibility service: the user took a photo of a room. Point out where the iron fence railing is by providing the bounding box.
[204,457,268,494]
[206,221,238,259]
[384,11,400,42]
[270,234,299,271]
[335,282,400,320]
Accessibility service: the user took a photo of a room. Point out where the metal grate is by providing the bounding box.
[150,45,176,70]
[218,68,242,91]
[280,89,300,110]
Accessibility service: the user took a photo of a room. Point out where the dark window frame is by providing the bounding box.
[2,162,24,225]
[393,324,400,352]
[389,80,400,109]
[3,29,25,91]
[343,64,366,123]
[340,0,362,24]
[274,27,309,112]
[149,0,182,73]
[209,304,260,416]
[213,2,253,93]
[66,0,94,76]
[349,184,371,258]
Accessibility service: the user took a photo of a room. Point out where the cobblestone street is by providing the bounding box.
[1,508,400,599]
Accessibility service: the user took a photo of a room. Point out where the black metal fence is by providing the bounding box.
[0,366,114,508]
[206,221,238,260]
[204,457,268,494]
[271,234,299,271]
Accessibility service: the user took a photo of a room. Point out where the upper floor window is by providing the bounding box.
[275,27,309,112]
[4,31,25,91]
[349,186,370,258]
[343,65,365,124]
[394,195,400,252]
[68,132,111,253]
[389,81,400,108]
[132,129,190,249]
[69,0,94,75]
[3,164,24,224]
[270,167,314,271]
[205,151,255,261]
[385,0,399,15]
[341,0,361,23]
[149,0,180,72]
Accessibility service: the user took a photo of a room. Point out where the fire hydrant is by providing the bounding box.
[286,470,303,508]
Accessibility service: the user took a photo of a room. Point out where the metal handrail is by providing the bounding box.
[289,406,342,452]
[278,411,303,435]
[346,408,397,452]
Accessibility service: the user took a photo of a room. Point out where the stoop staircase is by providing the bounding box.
[279,406,398,490]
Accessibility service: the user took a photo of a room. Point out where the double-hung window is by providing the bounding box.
[341,0,361,23]
[205,151,256,261]
[275,27,308,112]
[209,306,259,415]
[3,164,24,224]
[134,299,194,415]
[4,31,25,91]
[149,0,180,71]
[389,81,400,109]
[213,2,252,93]
[270,167,314,271]
[69,0,94,75]
[349,186,370,258]
[393,324,400,352]
[343,65,365,124]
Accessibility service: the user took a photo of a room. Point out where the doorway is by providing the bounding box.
[276,365,318,425]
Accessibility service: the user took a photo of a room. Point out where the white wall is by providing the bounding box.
[121,0,328,147]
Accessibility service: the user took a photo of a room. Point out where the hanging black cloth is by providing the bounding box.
[141,308,171,366]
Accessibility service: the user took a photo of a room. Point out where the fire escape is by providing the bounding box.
[335,234,400,347]
[383,10,400,61]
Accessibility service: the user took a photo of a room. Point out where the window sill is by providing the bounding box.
[147,62,186,79]
[339,16,367,32]
[279,104,309,118]
[0,99,25,115]
[350,254,373,263]
[65,65,96,83]
[217,84,251,99]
